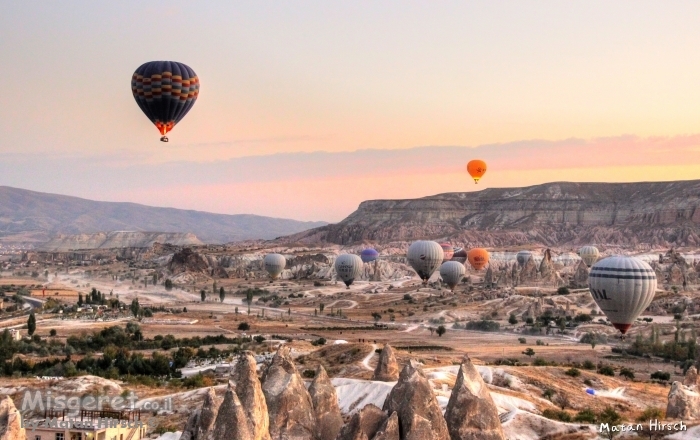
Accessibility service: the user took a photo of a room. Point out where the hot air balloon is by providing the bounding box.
[440,243,455,262]
[468,248,490,270]
[335,254,363,288]
[466,160,487,184]
[452,248,467,264]
[440,261,466,291]
[579,246,600,267]
[360,248,380,263]
[263,253,286,280]
[407,241,444,283]
[516,250,533,267]
[588,256,657,335]
[131,61,200,142]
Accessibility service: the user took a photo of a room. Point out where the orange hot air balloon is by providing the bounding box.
[467,248,490,270]
[466,160,487,184]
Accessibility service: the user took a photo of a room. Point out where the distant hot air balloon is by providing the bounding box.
[452,248,467,264]
[407,241,444,283]
[440,261,466,291]
[579,246,600,267]
[466,160,487,184]
[263,253,286,280]
[439,243,455,262]
[360,248,380,263]
[335,254,363,288]
[132,61,200,142]
[588,256,657,335]
[516,250,533,267]
[467,248,490,270]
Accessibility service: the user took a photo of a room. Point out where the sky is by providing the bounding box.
[1,1,700,222]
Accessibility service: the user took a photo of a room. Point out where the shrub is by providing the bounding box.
[311,338,326,346]
[636,407,663,423]
[565,368,580,377]
[536,339,545,346]
[651,371,671,381]
[542,388,555,400]
[49,329,57,337]
[518,337,526,344]
[238,322,250,331]
[542,409,571,422]
[557,287,570,295]
[574,408,597,423]
[253,335,266,343]
[582,360,595,370]
[302,369,316,378]
[533,357,549,366]
[619,367,635,380]
[598,365,615,376]
[583,379,593,386]
[465,320,500,332]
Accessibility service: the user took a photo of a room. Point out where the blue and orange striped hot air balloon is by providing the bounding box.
[131,61,200,142]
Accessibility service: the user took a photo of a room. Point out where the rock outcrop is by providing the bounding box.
[196,388,222,440]
[336,404,387,440]
[0,396,26,440]
[666,381,700,420]
[179,410,201,440]
[372,345,400,382]
[572,260,589,288]
[371,412,400,440]
[233,352,271,440]
[262,346,317,440]
[308,366,343,440]
[684,366,700,387]
[211,386,253,440]
[382,360,450,440]
[444,358,505,440]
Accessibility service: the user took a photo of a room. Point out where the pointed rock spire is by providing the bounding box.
[262,345,317,440]
[232,351,271,440]
[372,344,399,382]
[382,360,450,440]
[308,365,343,440]
[211,387,253,440]
[444,358,505,440]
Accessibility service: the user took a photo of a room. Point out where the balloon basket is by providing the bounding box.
[160,136,169,142]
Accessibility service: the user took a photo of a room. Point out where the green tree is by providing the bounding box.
[77,293,83,306]
[49,329,57,337]
[130,298,140,317]
[238,322,250,331]
[234,306,238,314]
[200,290,206,302]
[319,303,325,313]
[436,325,446,337]
[509,314,518,325]
[164,279,173,291]
[523,348,535,358]
[557,287,570,295]
[372,312,382,322]
[212,282,217,294]
[27,312,36,336]
[219,287,225,303]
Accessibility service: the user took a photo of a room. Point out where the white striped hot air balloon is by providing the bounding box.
[407,241,444,283]
[263,253,286,280]
[588,256,657,335]
[335,254,363,288]
[579,246,600,267]
[516,250,533,267]
[440,261,466,291]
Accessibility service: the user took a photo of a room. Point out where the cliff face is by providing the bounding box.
[288,181,700,247]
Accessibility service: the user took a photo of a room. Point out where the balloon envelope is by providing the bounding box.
[468,248,490,270]
[407,241,444,282]
[263,253,286,280]
[516,251,533,267]
[360,248,380,263]
[335,254,363,287]
[586,389,595,395]
[466,160,487,183]
[579,246,600,267]
[440,243,455,262]
[132,61,200,139]
[588,256,657,334]
[452,248,467,263]
[440,261,466,290]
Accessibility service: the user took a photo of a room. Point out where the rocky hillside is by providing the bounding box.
[38,231,203,251]
[0,186,327,244]
[286,180,700,248]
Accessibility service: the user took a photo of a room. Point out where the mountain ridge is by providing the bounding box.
[0,186,327,244]
[282,180,700,248]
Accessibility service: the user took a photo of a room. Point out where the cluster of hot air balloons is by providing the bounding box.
[405,241,491,291]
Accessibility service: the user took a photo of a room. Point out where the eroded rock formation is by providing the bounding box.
[0,396,26,440]
[308,365,343,440]
[444,358,505,440]
[372,345,400,382]
[262,346,317,440]
[666,381,700,420]
[233,352,271,440]
[382,360,450,440]
[211,386,253,440]
[336,404,387,440]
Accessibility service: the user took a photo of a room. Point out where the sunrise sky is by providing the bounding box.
[1,1,700,222]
